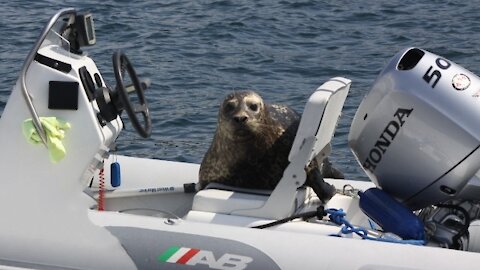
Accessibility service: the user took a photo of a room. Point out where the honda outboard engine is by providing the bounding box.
[349,47,480,249]
[349,47,480,210]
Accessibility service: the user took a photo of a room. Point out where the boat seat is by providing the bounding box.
[193,182,272,215]
[191,77,351,219]
[192,183,307,215]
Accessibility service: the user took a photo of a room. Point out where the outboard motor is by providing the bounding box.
[349,47,480,249]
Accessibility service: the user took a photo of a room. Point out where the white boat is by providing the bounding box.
[0,8,479,269]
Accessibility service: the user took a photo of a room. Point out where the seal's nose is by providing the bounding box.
[233,115,248,123]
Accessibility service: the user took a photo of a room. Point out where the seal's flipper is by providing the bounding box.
[306,163,336,203]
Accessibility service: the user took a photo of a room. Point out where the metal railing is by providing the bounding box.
[19,8,76,146]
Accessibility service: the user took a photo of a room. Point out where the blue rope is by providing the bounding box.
[325,208,425,246]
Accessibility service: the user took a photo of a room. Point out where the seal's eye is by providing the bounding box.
[249,104,258,112]
[224,102,236,112]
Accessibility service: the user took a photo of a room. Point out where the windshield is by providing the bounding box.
[43,28,71,57]
[39,13,75,57]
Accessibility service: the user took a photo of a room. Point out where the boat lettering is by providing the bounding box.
[363,108,413,172]
[158,246,253,270]
[423,57,451,88]
[140,187,175,193]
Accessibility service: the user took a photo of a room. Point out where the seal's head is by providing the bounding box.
[218,91,268,141]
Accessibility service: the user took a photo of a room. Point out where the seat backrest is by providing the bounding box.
[289,77,351,164]
[233,77,351,219]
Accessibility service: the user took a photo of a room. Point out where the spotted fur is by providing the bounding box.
[199,90,342,200]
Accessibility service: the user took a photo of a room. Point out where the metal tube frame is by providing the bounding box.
[19,8,76,146]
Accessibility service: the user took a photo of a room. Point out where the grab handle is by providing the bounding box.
[19,8,76,146]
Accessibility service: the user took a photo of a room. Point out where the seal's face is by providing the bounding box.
[218,91,266,141]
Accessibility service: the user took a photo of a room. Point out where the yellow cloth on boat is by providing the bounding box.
[22,117,71,163]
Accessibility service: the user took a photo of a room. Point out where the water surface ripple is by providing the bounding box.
[1,1,480,180]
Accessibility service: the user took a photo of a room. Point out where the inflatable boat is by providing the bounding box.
[0,8,479,269]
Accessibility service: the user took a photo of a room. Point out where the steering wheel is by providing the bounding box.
[112,50,152,138]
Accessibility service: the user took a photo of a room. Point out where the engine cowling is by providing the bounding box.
[349,47,480,210]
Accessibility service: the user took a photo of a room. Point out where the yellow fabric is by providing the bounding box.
[22,117,71,163]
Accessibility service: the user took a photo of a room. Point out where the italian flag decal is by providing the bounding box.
[158,246,200,264]
[157,245,254,269]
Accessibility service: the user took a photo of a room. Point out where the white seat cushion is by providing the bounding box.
[192,189,269,214]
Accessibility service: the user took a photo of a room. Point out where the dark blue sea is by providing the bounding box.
[1,0,480,181]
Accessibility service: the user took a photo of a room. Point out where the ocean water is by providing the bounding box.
[1,0,480,181]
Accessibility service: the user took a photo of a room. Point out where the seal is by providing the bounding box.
[198,90,342,201]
